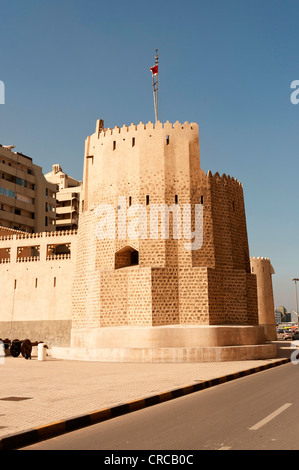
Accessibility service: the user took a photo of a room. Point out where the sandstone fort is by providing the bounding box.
[0,118,277,361]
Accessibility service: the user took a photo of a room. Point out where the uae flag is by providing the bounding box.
[150,64,158,75]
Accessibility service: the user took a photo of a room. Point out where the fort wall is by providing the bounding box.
[0,230,77,345]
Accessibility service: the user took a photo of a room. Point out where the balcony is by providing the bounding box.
[0,161,35,185]
[56,218,78,227]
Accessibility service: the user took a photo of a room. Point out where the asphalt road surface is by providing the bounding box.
[22,362,299,451]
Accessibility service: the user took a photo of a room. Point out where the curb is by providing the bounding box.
[0,358,290,450]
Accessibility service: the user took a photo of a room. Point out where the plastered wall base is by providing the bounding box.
[51,325,277,362]
[52,344,277,363]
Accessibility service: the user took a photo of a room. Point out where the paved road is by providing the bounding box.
[22,362,299,450]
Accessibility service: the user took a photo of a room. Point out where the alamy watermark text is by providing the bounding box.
[95,198,203,251]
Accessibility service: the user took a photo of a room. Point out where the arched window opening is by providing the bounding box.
[115,246,139,269]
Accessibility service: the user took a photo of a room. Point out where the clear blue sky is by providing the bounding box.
[0,0,298,310]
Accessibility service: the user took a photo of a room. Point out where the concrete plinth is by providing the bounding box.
[261,324,278,342]
[52,325,277,363]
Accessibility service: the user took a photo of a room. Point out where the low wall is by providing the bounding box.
[0,320,71,347]
[0,231,76,347]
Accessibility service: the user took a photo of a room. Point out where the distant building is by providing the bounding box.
[0,145,56,233]
[290,310,298,323]
[275,305,296,323]
[275,308,282,323]
[45,164,82,231]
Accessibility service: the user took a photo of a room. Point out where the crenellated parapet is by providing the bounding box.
[85,120,199,163]
[95,119,198,139]
[0,229,78,266]
[250,256,275,274]
[206,170,243,187]
[0,229,77,242]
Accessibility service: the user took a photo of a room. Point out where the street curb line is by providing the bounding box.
[0,358,290,450]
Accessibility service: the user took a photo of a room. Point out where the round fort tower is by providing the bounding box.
[250,257,277,341]
[62,119,277,362]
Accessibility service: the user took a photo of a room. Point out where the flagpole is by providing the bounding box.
[150,49,159,123]
[152,73,157,123]
[155,49,158,122]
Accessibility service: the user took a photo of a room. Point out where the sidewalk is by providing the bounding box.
[0,341,295,450]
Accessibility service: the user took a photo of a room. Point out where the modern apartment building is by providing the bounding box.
[0,144,57,233]
[45,164,82,231]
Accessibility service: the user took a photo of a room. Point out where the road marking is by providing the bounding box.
[249,403,292,431]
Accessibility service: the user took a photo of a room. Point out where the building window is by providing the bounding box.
[35,278,38,288]
[14,280,17,290]
[166,135,170,145]
[132,137,135,147]
[201,195,204,205]
[113,141,116,151]
[16,177,27,187]
[146,195,150,206]
[54,277,56,287]
[175,195,178,204]
[129,196,132,207]
[0,187,15,198]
